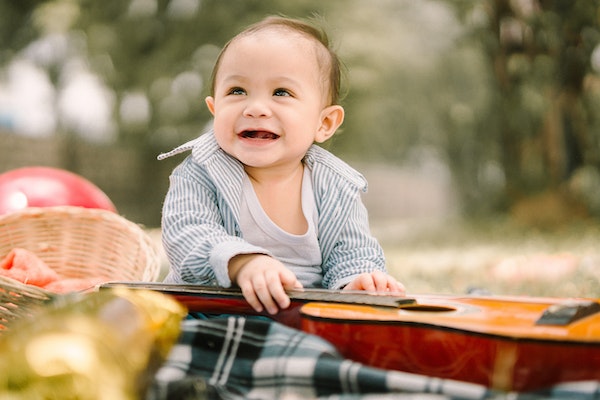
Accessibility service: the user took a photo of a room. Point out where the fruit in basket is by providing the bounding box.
[0,286,187,399]
[0,166,116,215]
[0,248,103,293]
[0,248,59,287]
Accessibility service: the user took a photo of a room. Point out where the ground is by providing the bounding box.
[376,217,600,298]
[149,216,600,299]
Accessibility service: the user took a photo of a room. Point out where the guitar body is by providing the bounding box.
[100,283,600,391]
[299,295,600,392]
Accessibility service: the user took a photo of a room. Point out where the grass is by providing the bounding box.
[149,216,600,299]
[375,217,600,299]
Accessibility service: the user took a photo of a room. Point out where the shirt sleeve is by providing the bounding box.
[161,157,270,287]
[320,193,387,290]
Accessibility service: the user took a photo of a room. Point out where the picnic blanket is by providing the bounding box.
[146,316,600,400]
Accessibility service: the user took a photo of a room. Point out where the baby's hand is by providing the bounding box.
[229,254,302,315]
[343,270,405,294]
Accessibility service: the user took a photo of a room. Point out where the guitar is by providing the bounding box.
[99,281,413,328]
[99,282,600,392]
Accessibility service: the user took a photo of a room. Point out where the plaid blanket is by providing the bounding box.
[146,316,600,400]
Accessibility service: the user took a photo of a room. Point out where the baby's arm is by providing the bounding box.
[320,190,406,293]
[343,270,405,294]
[229,254,302,314]
[162,158,268,286]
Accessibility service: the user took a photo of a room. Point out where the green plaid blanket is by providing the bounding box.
[147,316,600,400]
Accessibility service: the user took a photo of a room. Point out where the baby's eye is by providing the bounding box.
[273,88,291,97]
[228,87,246,95]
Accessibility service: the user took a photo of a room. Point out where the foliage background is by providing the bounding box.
[1,0,600,231]
[2,0,600,297]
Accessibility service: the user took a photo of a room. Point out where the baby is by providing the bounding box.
[160,16,404,315]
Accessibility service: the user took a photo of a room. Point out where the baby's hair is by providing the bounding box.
[209,15,343,105]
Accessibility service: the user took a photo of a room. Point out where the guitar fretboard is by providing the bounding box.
[100,282,414,308]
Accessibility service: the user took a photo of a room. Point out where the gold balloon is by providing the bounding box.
[0,286,187,400]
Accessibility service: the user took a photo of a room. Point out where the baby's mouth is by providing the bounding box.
[239,130,280,140]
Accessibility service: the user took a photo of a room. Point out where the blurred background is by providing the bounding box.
[2,0,600,295]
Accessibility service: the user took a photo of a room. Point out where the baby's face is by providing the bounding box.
[206,28,336,172]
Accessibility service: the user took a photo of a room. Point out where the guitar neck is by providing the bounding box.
[99,282,414,308]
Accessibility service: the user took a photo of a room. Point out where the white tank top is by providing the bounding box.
[239,166,323,287]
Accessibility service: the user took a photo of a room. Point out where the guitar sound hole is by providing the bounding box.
[401,305,455,313]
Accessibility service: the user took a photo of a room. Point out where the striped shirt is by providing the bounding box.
[159,130,386,289]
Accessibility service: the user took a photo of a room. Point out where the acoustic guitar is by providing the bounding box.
[99,282,600,392]
[99,282,412,328]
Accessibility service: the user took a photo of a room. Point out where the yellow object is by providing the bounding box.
[0,286,187,400]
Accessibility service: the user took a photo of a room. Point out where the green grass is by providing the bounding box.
[375,217,600,298]
[149,217,600,298]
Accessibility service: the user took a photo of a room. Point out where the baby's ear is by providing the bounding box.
[315,105,344,143]
[205,96,216,115]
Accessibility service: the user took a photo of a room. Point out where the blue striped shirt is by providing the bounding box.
[159,130,386,289]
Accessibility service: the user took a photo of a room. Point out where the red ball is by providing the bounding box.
[0,167,117,215]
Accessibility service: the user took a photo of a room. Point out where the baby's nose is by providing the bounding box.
[243,97,272,118]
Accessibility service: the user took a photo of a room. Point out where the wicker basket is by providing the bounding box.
[0,275,52,329]
[0,206,161,330]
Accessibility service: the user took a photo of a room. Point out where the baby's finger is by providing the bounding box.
[266,272,292,311]
[388,279,406,295]
[240,283,263,313]
[358,273,376,291]
[256,287,280,315]
[280,269,303,290]
[250,274,279,314]
[371,270,389,291]
[271,286,291,311]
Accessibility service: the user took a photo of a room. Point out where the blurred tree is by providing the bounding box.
[0,0,338,225]
[452,0,600,222]
[326,0,497,215]
[73,0,333,146]
[2,0,599,226]
[73,0,335,225]
[0,1,48,59]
